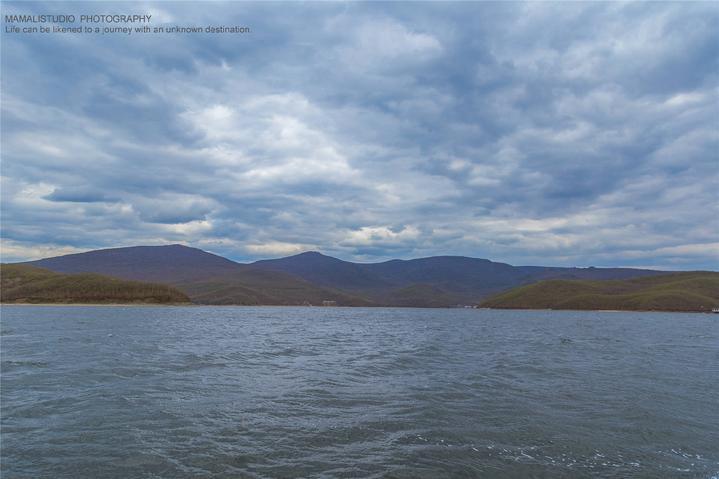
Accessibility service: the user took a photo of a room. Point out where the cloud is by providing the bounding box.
[244,241,314,257]
[45,188,118,203]
[330,16,443,71]
[341,225,422,249]
[1,2,717,270]
[0,239,87,263]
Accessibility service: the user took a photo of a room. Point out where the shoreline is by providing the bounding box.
[0,302,192,307]
[0,303,711,314]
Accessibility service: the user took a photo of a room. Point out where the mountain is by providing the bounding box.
[0,264,190,304]
[25,244,243,283]
[480,272,719,312]
[252,252,665,305]
[19,244,677,307]
[25,245,371,306]
[253,251,393,291]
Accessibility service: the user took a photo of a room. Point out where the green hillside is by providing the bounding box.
[1,264,191,304]
[177,268,373,306]
[481,272,719,312]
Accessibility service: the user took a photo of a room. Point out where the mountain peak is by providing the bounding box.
[276,251,340,262]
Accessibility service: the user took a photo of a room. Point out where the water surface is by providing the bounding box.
[1,306,718,478]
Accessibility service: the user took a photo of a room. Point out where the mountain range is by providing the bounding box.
[10,244,674,307]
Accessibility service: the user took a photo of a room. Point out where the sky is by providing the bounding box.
[1,1,718,269]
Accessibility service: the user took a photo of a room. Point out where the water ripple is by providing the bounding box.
[1,306,718,478]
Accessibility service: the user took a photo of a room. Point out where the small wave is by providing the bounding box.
[1,360,49,371]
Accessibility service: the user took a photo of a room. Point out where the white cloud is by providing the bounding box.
[0,239,85,262]
[331,16,442,70]
[342,225,421,247]
[244,242,314,257]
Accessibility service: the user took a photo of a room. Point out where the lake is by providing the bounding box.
[1,306,717,478]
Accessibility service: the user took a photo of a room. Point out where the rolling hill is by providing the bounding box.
[0,264,190,304]
[177,269,372,306]
[480,272,719,312]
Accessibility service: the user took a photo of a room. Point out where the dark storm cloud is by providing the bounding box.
[1,1,717,269]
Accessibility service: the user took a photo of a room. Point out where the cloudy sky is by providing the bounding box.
[2,1,718,269]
